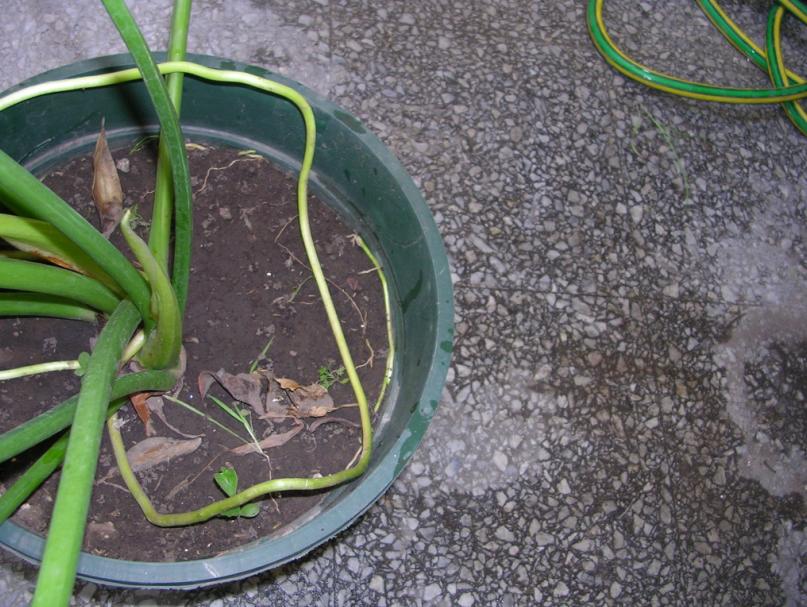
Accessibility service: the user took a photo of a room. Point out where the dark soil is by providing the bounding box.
[0,141,386,561]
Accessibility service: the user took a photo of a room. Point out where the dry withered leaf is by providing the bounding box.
[198,369,266,416]
[92,118,124,238]
[231,422,304,456]
[125,436,202,473]
[130,392,152,429]
[276,377,301,391]
[260,372,289,420]
[288,383,335,418]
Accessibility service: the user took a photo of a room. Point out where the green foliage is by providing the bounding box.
[318,364,349,390]
[74,352,90,377]
[248,335,274,373]
[213,466,260,518]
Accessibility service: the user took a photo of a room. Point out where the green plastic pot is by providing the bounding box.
[0,54,453,589]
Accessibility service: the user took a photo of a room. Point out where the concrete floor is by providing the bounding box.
[1,0,806,605]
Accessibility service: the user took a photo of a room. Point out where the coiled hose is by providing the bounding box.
[587,0,807,136]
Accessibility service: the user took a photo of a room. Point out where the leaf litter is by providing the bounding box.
[196,368,350,460]
[100,436,202,483]
[91,118,124,238]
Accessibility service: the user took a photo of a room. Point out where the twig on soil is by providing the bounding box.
[345,445,363,470]
[355,338,375,370]
[273,215,298,243]
[165,450,226,501]
[195,156,262,195]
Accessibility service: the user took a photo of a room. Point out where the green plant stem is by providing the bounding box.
[0,151,152,326]
[248,335,274,373]
[121,209,182,369]
[149,0,192,270]
[0,370,174,465]
[0,360,80,382]
[108,409,367,527]
[0,213,122,293]
[207,395,264,457]
[33,300,140,607]
[0,257,119,314]
[353,235,395,413]
[0,433,68,524]
[0,396,129,525]
[0,292,96,321]
[101,0,193,313]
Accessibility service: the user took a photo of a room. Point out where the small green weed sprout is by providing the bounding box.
[213,466,260,518]
[317,364,349,390]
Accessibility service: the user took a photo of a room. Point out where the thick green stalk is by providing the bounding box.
[0,150,151,325]
[0,213,121,293]
[0,292,96,321]
[0,433,68,524]
[0,369,175,464]
[149,0,192,269]
[101,0,193,313]
[0,258,119,314]
[0,396,131,526]
[121,210,181,369]
[32,300,140,607]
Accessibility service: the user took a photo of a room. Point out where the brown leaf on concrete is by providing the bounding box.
[92,118,124,238]
[230,422,304,455]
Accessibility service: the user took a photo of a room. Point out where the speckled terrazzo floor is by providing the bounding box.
[1,0,806,605]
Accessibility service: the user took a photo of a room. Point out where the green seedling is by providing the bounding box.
[213,467,260,518]
[318,364,349,390]
[640,106,691,200]
[128,134,160,154]
[163,394,248,445]
[248,335,274,374]
[206,395,263,454]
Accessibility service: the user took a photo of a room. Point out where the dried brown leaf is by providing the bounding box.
[198,369,266,416]
[92,118,124,238]
[231,423,303,456]
[276,377,301,391]
[125,436,202,473]
[130,392,152,427]
[260,372,290,420]
[288,383,335,418]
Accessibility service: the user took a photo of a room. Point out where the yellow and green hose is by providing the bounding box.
[587,0,807,135]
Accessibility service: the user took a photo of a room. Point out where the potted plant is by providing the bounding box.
[0,0,452,600]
